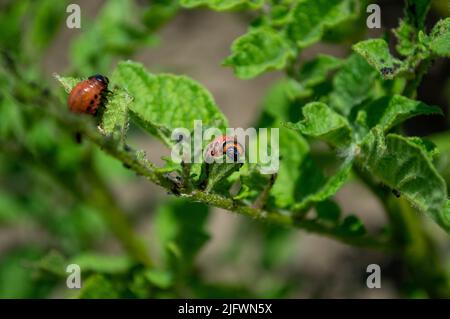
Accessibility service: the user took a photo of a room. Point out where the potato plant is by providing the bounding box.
[0,0,450,298]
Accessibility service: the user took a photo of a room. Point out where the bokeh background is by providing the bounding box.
[0,0,449,298]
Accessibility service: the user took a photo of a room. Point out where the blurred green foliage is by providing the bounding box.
[0,0,450,299]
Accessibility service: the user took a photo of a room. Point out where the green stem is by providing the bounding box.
[252,173,276,210]
[403,57,433,99]
[13,80,391,253]
[187,190,389,250]
[55,107,389,250]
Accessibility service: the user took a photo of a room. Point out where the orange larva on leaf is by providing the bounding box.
[205,135,244,162]
[68,74,109,115]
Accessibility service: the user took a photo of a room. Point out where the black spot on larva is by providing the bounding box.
[90,100,95,105]
[86,105,94,114]
[94,94,98,99]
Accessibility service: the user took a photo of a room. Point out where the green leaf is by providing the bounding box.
[393,0,432,56]
[257,79,301,127]
[394,0,431,57]
[269,128,310,208]
[320,0,367,43]
[142,0,179,31]
[115,61,228,146]
[0,1,30,54]
[292,158,353,212]
[223,28,295,79]
[329,54,377,116]
[0,93,25,140]
[338,215,366,236]
[27,0,67,54]
[269,124,353,211]
[287,102,353,148]
[71,253,133,274]
[353,39,404,79]
[405,0,431,29]
[78,275,120,299]
[315,200,341,225]
[286,0,357,48]
[0,191,24,224]
[180,0,264,11]
[71,0,157,74]
[444,200,450,230]
[297,54,343,88]
[267,3,294,27]
[101,86,131,141]
[0,247,52,298]
[26,119,60,155]
[205,161,243,193]
[358,128,450,232]
[128,271,153,298]
[153,199,210,271]
[407,137,439,161]
[428,18,450,58]
[394,19,417,56]
[144,269,174,289]
[234,164,271,201]
[356,95,443,133]
[53,74,80,93]
[271,60,340,101]
[31,250,67,277]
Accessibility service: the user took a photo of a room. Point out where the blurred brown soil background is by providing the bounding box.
[1,0,446,298]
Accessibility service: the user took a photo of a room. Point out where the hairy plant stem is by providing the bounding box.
[53,109,388,251]
[14,80,388,252]
[403,57,433,99]
[252,173,276,210]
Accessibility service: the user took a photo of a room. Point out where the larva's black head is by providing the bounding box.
[89,74,109,85]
